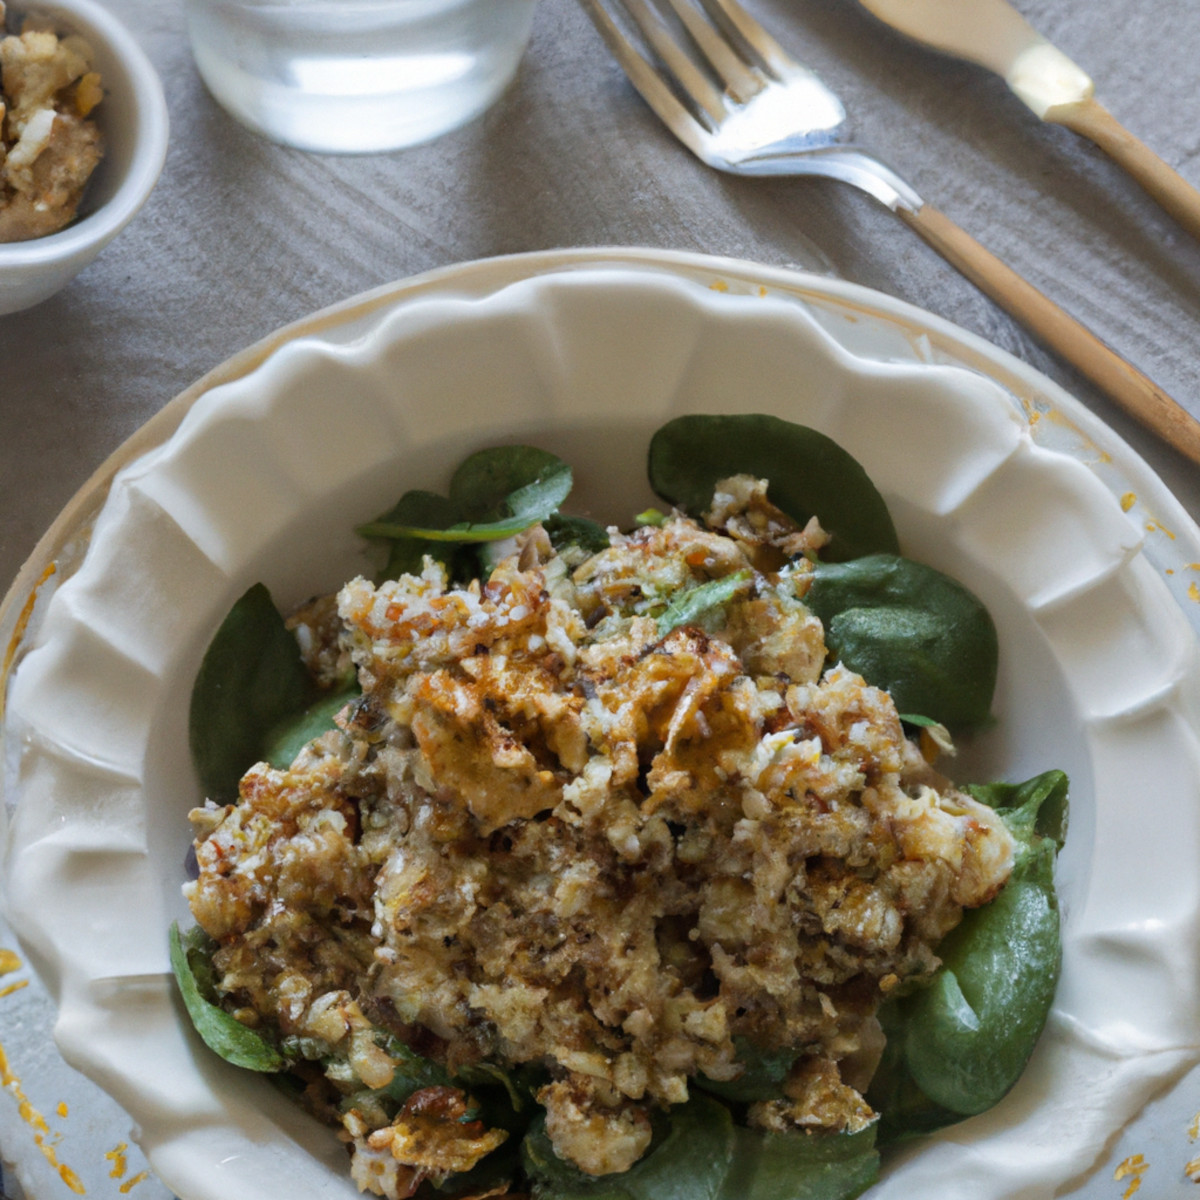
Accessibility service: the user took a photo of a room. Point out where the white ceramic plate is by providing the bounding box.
[3,252,1200,1200]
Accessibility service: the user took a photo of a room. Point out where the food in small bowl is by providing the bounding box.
[0,0,104,242]
[0,0,166,313]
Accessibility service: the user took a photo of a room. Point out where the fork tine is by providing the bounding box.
[577,0,716,160]
[621,0,727,121]
[659,0,763,105]
[697,0,797,79]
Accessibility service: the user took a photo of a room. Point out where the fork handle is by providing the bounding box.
[1044,97,1200,244]
[897,202,1200,465]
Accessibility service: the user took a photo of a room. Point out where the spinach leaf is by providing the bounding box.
[359,447,573,544]
[373,1034,454,1100]
[862,1002,959,1146]
[442,1066,543,1194]
[360,514,542,544]
[522,1098,872,1200]
[546,513,611,556]
[967,769,1069,851]
[657,570,753,637]
[189,583,317,802]
[357,1039,539,1129]
[432,1141,523,1195]
[868,771,1067,1134]
[647,415,899,562]
[169,923,286,1072]
[804,554,998,730]
[697,1038,799,1103]
[364,489,463,579]
[456,1060,540,1113]
[523,1095,734,1200]
[263,683,359,769]
[901,838,1060,1115]
[716,1125,879,1200]
[450,446,571,522]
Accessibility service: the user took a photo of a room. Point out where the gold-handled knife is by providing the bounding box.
[857,0,1200,241]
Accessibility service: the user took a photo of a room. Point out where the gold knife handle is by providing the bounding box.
[896,201,1200,465]
[1046,96,1200,243]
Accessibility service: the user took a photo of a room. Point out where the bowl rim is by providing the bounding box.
[0,0,169,266]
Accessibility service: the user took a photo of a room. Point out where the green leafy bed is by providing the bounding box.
[177,414,1067,1200]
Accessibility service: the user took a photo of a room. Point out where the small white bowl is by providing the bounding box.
[0,0,168,315]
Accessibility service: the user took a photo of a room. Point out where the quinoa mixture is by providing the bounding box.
[0,1,103,242]
[185,476,1015,1197]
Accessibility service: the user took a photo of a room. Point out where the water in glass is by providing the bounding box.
[184,0,537,153]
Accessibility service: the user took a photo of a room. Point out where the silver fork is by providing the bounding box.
[576,0,1200,465]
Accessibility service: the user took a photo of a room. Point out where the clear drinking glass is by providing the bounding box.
[182,0,538,153]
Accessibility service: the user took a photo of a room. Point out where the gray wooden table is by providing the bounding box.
[2,0,1199,1196]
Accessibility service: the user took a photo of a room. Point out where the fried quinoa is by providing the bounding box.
[185,476,1015,1197]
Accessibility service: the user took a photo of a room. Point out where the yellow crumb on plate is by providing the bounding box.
[106,1141,128,1178]
[1115,1153,1147,1197]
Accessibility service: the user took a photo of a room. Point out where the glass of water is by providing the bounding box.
[183,0,538,153]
